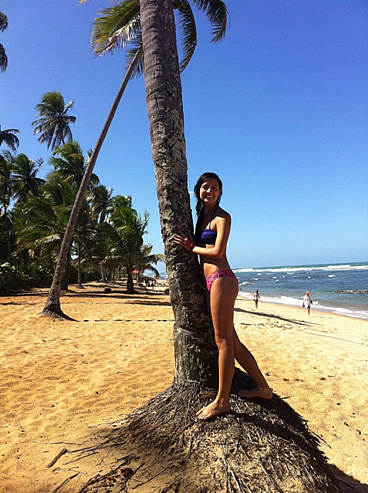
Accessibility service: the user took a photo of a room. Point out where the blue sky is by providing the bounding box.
[1,0,367,269]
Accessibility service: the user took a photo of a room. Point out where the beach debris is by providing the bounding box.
[47,447,68,468]
[121,467,133,478]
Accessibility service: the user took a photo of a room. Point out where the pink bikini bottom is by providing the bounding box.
[205,269,238,291]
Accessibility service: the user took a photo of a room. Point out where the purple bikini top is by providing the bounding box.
[194,206,218,246]
[195,228,217,245]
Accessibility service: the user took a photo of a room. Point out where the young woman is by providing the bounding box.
[174,172,272,420]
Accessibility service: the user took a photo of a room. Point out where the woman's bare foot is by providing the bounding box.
[196,400,231,420]
[237,387,273,400]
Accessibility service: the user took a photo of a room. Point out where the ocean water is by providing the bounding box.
[234,262,368,320]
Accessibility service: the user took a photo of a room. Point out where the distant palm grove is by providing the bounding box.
[0,90,162,294]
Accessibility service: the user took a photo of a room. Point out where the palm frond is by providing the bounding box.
[175,2,197,72]
[91,0,140,55]
[0,43,8,72]
[32,92,76,150]
[0,126,19,151]
[33,234,61,248]
[143,265,160,277]
[125,35,143,77]
[0,12,8,31]
[192,0,228,42]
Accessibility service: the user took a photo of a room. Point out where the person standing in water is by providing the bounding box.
[303,291,313,315]
[174,172,272,420]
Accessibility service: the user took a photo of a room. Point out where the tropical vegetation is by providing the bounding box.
[0,97,161,294]
[0,11,8,72]
[32,91,77,150]
[80,0,227,73]
[41,0,227,316]
[42,0,227,316]
[0,125,20,151]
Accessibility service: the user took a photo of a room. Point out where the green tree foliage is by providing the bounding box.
[0,142,160,293]
[0,151,15,259]
[0,11,8,72]
[105,205,154,293]
[11,154,45,204]
[0,150,14,215]
[0,125,20,151]
[48,141,99,187]
[32,91,76,150]
[88,184,114,224]
[82,0,227,73]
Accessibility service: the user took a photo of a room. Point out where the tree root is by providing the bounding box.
[58,372,342,492]
[40,307,76,321]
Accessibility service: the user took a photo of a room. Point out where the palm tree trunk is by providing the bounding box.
[127,270,135,294]
[77,241,82,287]
[42,47,143,317]
[61,247,71,291]
[4,202,11,260]
[140,0,217,387]
[99,262,106,283]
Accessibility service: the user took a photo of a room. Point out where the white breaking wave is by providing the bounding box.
[234,263,368,275]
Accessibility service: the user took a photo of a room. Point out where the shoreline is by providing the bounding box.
[237,291,368,321]
[1,285,368,492]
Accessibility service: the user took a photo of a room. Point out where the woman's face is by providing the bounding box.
[199,178,221,205]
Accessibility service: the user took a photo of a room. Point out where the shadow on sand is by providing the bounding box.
[234,306,314,327]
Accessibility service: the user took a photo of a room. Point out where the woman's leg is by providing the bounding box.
[233,328,272,399]
[196,277,238,420]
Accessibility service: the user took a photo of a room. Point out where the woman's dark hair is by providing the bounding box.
[194,172,223,217]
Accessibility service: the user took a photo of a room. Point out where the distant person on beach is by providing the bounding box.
[253,289,260,309]
[174,172,272,420]
[303,291,313,315]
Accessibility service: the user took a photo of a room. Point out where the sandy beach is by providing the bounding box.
[1,283,367,492]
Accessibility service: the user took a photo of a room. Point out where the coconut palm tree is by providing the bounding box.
[18,180,90,290]
[82,0,227,72]
[11,154,45,205]
[0,151,13,212]
[0,150,14,258]
[32,91,76,150]
[140,0,219,385]
[0,125,20,151]
[108,205,149,293]
[48,4,343,492]
[73,4,342,491]
[0,12,8,72]
[42,0,227,317]
[42,48,142,317]
[88,184,114,224]
[48,141,100,188]
[135,243,162,277]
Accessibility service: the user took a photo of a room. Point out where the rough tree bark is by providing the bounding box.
[140,0,218,387]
